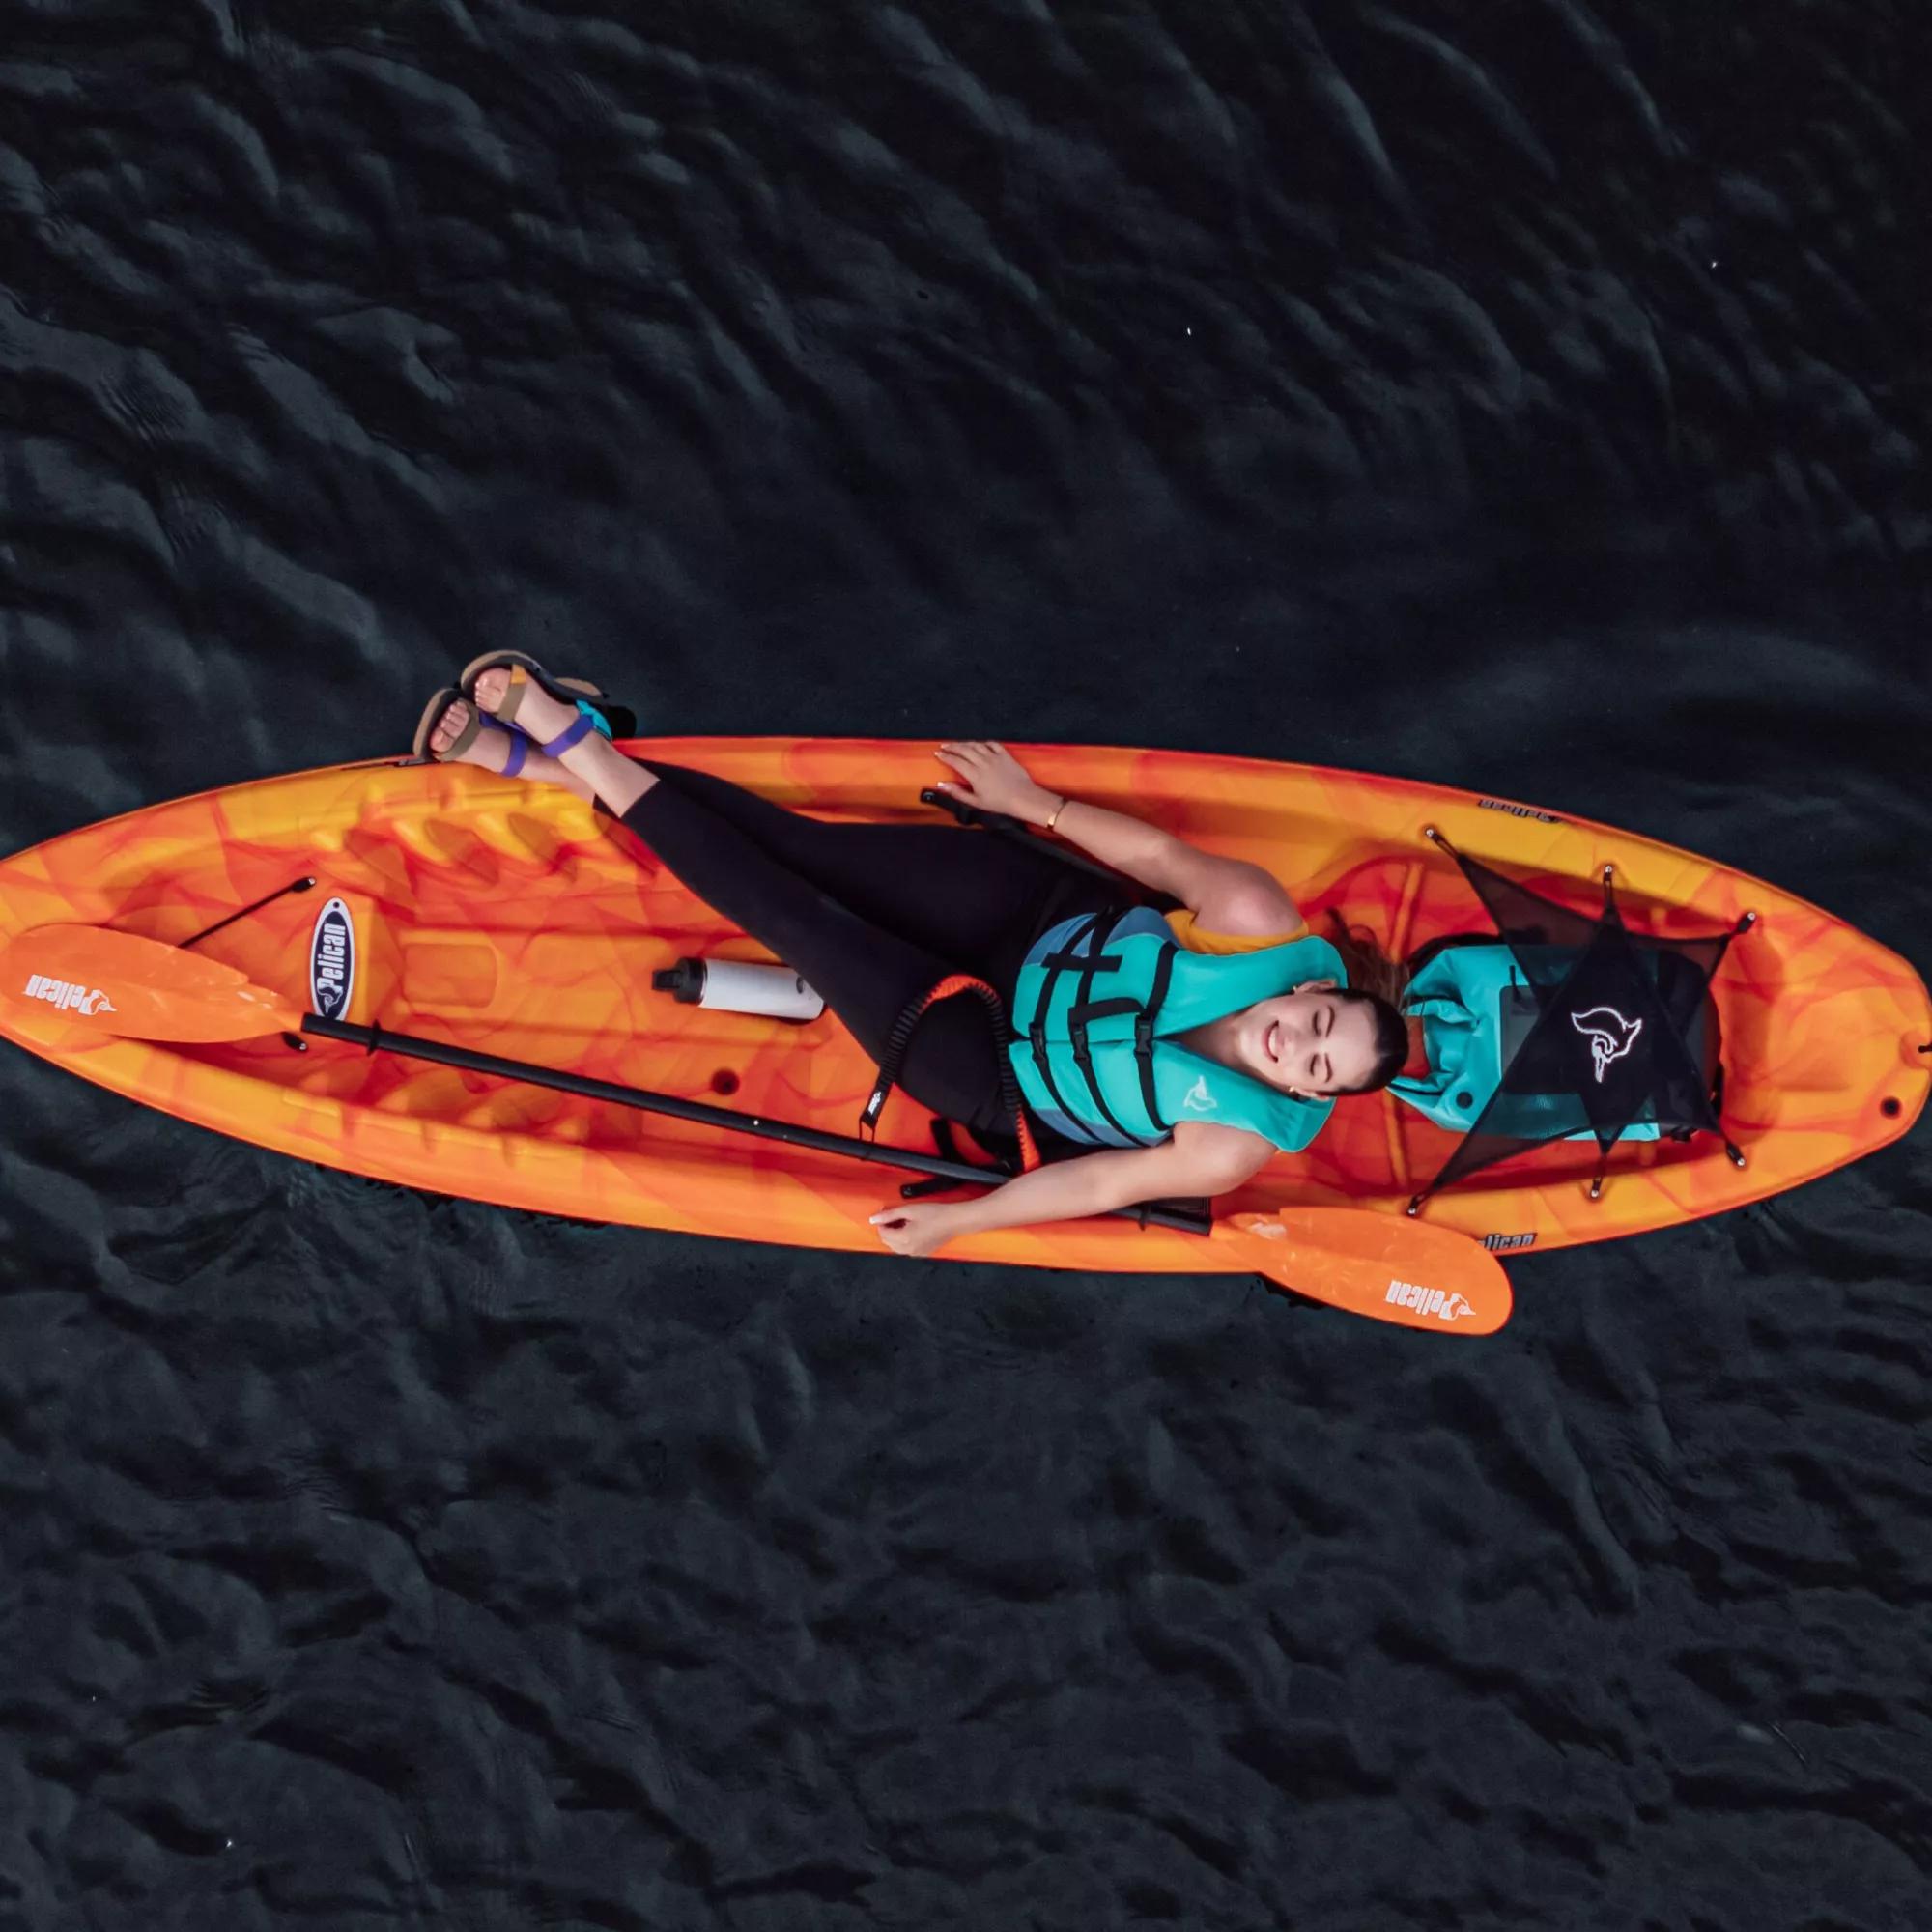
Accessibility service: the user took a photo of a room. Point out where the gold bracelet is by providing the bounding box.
[1044,794,1066,833]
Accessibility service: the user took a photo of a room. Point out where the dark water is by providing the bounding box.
[3,4,1929,1926]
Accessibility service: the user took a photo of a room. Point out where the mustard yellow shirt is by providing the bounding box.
[1163,909,1309,955]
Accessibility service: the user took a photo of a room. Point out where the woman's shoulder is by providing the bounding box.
[1164,908,1310,955]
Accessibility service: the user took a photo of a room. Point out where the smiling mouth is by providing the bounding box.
[1267,1020,1279,1063]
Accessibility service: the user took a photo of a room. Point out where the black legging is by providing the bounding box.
[599,760,1164,1149]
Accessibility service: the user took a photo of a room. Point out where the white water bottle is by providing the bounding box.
[652,957,826,1024]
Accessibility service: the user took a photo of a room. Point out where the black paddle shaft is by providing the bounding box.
[298,1013,1213,1236]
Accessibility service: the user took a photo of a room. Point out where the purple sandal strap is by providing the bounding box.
[499,729,527,778]
[541,712,596,758]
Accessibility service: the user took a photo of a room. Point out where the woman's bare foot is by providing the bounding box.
[471,665,656,818]
[471,665,579,743]
[429,696,512,771]
[427,692,597,803]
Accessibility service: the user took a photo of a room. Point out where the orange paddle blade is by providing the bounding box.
[0,924,302,1042]
[1225,1208,1514,1335]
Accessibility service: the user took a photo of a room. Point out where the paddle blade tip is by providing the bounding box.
[1230,1208,1515,1336]
[1,923,304,1042]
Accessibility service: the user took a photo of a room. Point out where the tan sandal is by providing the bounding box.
[457,651,636,739]
[412,687,530,771]
[414,687,475,760]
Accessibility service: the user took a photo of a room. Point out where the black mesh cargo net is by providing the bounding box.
[1409,838,1751,1212]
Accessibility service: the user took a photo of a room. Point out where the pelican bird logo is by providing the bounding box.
[1181,1074,1217,1113]
[1571,1005,1642,1082]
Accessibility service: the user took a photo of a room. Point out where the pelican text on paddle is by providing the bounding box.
[20,974,117,1017]
[1384,1277,1475,1322]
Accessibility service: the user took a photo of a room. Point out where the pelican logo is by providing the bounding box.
[1181,1074,1217,1114]
[309,897,356,1021]
[21,974,117,1018]
[1572,1005,1642,1082]
[1384,1278,1476,1322]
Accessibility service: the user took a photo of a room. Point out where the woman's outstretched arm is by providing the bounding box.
[933,740,1297,921]
[944,1145,1158,1237]
[869,1127,1275,1257]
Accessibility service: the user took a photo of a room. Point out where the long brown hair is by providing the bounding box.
[1322,912,1414,1009]
[1317,913,1413,1094]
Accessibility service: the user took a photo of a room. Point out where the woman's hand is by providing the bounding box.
[869,1199,967,1259]
[933,741,1058,826]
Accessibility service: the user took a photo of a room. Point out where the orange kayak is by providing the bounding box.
[0,738,1924,1276]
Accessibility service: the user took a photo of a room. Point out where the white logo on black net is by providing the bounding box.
[1571,1005,1642,1083]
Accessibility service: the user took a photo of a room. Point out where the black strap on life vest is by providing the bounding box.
[1136,937,1178,1134]
[1065,932,1179,1141]
[1031,904,1188,1150]
[1053,908,1147,1147]
[1024,909,1102,1136]
[1025,1009,1080,1137]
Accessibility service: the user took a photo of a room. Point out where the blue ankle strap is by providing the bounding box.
[478,717,528,778]
[541,711,597,758]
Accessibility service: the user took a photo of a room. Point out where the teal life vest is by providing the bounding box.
[1007,907,1347,1153]
[1391,944,1663,1142]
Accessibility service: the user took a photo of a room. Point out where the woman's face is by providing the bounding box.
[1238,980,1378,1097]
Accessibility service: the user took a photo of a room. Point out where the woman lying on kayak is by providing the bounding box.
[419,657,1407,1258]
